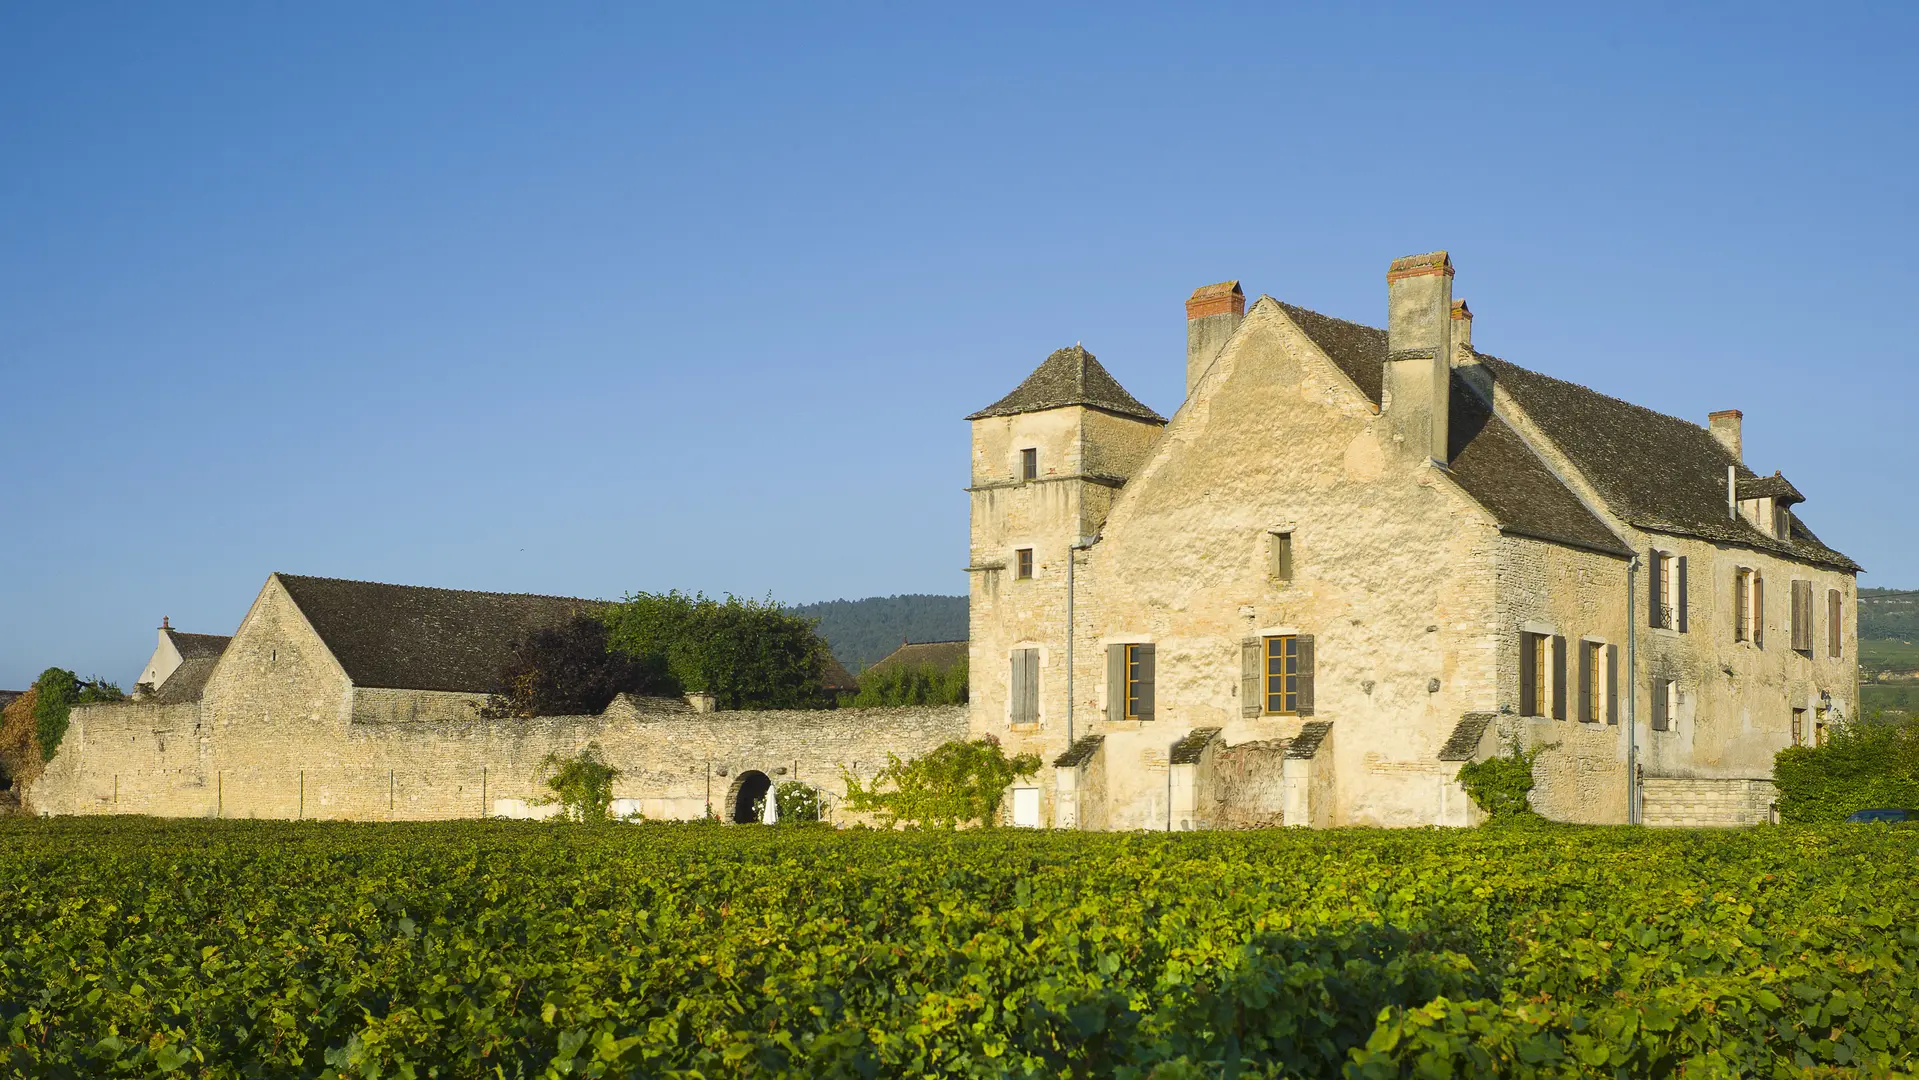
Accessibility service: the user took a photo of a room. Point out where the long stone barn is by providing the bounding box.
[29,574,965,822]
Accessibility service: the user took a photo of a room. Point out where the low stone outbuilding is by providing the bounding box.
[28,574,965,820]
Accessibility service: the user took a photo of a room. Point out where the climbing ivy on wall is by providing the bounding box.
[1774,713,1919,823]
[1455,741,1546,820]
[28,669,125,762]
[841,737,1040,829]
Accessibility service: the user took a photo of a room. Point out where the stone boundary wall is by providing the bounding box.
[27,695,967,822]
[1640,776,1778,828]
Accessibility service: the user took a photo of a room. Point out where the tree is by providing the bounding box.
[30,668,125,762]
[839,658,968,708]
[603,591,833,710]
[1774,712,1919,822]
[481,615,670,719]
[840,737,1042,829]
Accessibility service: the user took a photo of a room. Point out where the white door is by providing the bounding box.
[1011,787,1041,828]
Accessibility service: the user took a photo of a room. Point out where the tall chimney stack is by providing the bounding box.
[1384,251,1454,464]
[1709,410,1743,462]
[1185,281,1244,397]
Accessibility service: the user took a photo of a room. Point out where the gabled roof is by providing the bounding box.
[152,657,221,705]
[967,345,1166,423]
[1737,473,1804,505]
[1479,358,1857,570]
[1278,301,1629,557]
[866,639,967,676]
[166,630,231,660]
[1274,300,1855,570]
[276,574,608,693]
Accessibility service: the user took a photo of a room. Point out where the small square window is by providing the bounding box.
[1020,448,1038,482]
[1015,548,1034,579]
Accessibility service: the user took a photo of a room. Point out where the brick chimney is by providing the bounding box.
[1384,251,1454,464]
[1185,281,1244,397]
[1709,409,1743,462]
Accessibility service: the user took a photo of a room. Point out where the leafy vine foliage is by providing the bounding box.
[773,781,822,823]
[1774,712,1919,822]
[1455,741,1547,820]
[536,743,622,823]
[840,737,1040,828]
[3,820,1916,1076]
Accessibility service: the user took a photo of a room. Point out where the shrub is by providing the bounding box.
[773,781,822,823]
[841,737,1041,828]
[536,743,621,823]
[1455,741,1545,820]
[481,615,669,719]
[604,591,833,710]
[1774,711,1919,822]
[838,658,967,708]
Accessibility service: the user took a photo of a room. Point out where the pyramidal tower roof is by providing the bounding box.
[966,345,1166,423]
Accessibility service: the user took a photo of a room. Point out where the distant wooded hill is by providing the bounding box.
[787,595,967,672]
[1861,588,1919,641]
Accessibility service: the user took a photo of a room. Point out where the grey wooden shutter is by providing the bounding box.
[1605,644,1619,725]
[1134,644,1155,721]
[1106,645,1125,720]
[1652,678,1668,731]
[1519,632,1537,717]
[1577,642,1592,723]
[1791,581,1812,652]
[1296,635,1315,716]
[1828,590,1842,657]
[1754,574,1765,647]
[1676,556,1689,633]
[1649,551,1663,628]
[1009,652,1028,725]
[1551,635,1567,720]
[1241,638,1262,717]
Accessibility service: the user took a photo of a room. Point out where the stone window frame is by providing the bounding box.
[1518,620,1561,720]
[1019,447,1038,483]
[1265,522,1297,584]
[1732,566,1765,647]
[1099,633,1156,722]
[1014,547,1035,580]
[1577,636,1612,724]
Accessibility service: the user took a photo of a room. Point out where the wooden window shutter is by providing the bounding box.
[1241,638,1262,717]
[1550,635,1567,720]
[1828,590,1842,657]
[1753,574,1765,647]
[1577,642,1592,723]
[1676,556,1689,633]
[1652,678,1669,731]
[1009,652,1028,725]
[1791,581,1812,652]
[1024,650,1040,723]
[1134,644,1155,721]
[1606,644,1619,725]
[1105,644,1126,720]
[1519,632,1537,717]
[1649,551,1663,628]
[1295,635,1315,716]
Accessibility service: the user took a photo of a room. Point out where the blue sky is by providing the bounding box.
[2,4,1913,689]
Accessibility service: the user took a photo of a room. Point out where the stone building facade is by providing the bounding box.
[968,253,1858,828]
[27,573,965,821]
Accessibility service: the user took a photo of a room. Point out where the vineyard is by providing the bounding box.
[3,819,1916,1078]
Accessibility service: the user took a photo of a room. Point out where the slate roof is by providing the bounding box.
[866,640,968,676]
[967,346,1167,424]
[1286,721,1334,760]
[1169,727,1221,764]
[1478,357,1857,570]
[1737,473,1805,505]
[166,630,232,660]
[1276,300,1855,569]
[152,657,221,705]
[1278,301,1629,557]
[1053,733,1105,768]
[276,574,609,693]
[1438,713,1496,761]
